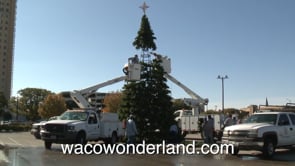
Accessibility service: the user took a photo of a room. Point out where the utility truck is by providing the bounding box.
[174,109,224,139]
[40,56,141,149]
[151,53,209,134]
[40,109,123,149]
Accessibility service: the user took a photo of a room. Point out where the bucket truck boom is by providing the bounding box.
[164,74,208,115]
[151,52,208,115]
[63,56,141,109]
[70,75,128,109]
[151,52,209,133]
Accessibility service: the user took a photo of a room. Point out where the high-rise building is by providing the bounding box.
[0,0,16,100]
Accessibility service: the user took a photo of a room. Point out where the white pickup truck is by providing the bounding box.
[222,112,295,158]
[40,109,124,149]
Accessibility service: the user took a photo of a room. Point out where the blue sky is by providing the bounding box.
[12,0,295,110]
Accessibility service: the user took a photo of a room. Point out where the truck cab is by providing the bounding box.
[174,110,193,122]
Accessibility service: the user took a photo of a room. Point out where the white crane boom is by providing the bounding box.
[151,52,208,108]
[67,56,141,109]
[69,75,127,109]
[164,74,208,115]
[164,74,208,105]
[78,76,127,96]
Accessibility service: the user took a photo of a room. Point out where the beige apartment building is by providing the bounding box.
[0,0,16,100]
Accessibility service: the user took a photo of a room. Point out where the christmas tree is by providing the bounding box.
[119,3,175,143]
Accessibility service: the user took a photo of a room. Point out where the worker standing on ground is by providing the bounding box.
[203,115,214,144]
[169,122,179,143]
[223,114,233,128]
[126,115,138,144]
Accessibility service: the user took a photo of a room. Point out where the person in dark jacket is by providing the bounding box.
[126,115,138,144]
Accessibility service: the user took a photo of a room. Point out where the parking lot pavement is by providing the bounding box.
[0,132,44,165]
[1,132,295,166]
[0,132,44,148]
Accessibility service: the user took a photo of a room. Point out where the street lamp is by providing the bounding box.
[217,75,228,115]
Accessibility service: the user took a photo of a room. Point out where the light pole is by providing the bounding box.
[217,75,228,115]
[16,95,19,121]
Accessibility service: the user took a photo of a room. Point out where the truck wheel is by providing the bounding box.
[217,131,223,141]
[263,139,275,158]
[76,133,86,145]
[227,146,239,155]
[111,132,118,144]
[232,147,239,155]
[34,135,41,139]
[45,141,52,150]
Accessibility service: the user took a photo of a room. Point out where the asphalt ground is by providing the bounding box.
[1,132,295,166]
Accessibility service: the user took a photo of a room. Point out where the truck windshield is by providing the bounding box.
[183,111,192,116]
[59,111,89,121]
[174,112,180,117]
[245,114,277,125]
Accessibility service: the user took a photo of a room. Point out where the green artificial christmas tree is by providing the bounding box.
[119,4,175,143]
[133,14,157,52]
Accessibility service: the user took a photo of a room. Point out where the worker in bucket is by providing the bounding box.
[126,114,138,144]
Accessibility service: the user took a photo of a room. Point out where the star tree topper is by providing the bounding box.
[140,2,149,14]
